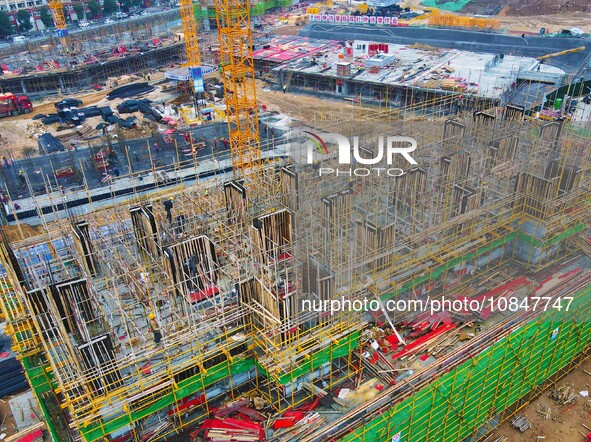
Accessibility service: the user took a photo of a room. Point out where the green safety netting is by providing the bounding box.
[81,358,256,441]
[193,0,291,19]
[257,331,360,385]
[344,284,591,441]
[421,0,472,12]
[80,332,360,441]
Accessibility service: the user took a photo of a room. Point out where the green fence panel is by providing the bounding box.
[421,0,472,12]
[343,284,591,442]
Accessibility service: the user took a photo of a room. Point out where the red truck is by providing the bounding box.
[0,92,33,117]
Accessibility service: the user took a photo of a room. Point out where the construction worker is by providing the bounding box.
[456,95,464,115]
[18,170,25,187]
[282,84,287,94]
[148,313,162,344]
[176,210,186,235]
[163,197,173,223]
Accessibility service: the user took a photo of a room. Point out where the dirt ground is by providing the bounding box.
[491,0,590,17]
[2,223,42,242]
[273,25,301,36]
[0,71,181,160]
[2,8,588,156]
[490,357,591,441]
[274,11,591,36]
[425,11,591,34]
[413,0,591,16]
[495,12,591,33]
[255,79,363,121]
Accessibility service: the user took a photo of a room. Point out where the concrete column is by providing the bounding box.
[202,6,210,32]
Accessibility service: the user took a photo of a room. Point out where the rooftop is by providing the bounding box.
[252,35,340,64]
[272,39,565,99]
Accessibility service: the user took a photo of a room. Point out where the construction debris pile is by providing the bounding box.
[548,384,577,405]
[511,415,532,432]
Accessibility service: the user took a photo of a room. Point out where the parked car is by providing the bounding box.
[55,98,83,109]
[78,21,90,28]
[105,18,114,23]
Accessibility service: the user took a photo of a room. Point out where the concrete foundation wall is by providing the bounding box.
[0,43,185,96]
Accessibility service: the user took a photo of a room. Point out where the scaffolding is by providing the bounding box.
[329,274,591,442]
[0,43,184,95]
[0,11,185,96]
[0,88,589,442]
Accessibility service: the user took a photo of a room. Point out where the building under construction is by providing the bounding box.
[0,5,591,442]
[0,90,589,441]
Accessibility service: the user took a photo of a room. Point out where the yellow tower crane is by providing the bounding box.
[47,0,70,48]
[214,0,261,176]
[179,0,204,93]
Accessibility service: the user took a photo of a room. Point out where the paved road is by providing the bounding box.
[299,24,591,73]
[0,8,180,57]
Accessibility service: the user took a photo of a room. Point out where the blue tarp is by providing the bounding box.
[37,133,65,155]
[0,332,27,397]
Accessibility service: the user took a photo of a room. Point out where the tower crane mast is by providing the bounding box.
[47,0,70,48]
[179,0,204,93]
[214,0,261,176]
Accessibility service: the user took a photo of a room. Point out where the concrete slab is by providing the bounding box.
[275,39,565,99]
[572,101,591,125]
[300,25,591,74]
[8,391,42,432]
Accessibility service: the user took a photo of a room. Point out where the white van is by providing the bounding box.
[12,36,26,44]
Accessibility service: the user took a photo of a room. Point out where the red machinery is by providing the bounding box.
[0,92,33,117]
